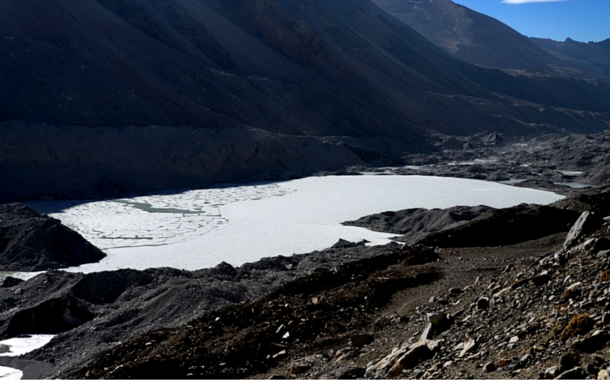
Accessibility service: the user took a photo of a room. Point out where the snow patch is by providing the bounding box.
[0,335,55,357]
[0,366,22,380]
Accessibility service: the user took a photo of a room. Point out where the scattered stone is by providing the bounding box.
[483,362,496,373]
[459,339,477,358]
[420,323,433,341]
[556,367,586,379]
[545,366,559,379]
[519,353,532,368]
[599,369,609,379]
[273,350,287,359]
[477,297,490,310]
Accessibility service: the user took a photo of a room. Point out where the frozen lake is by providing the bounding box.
[28,175,564,273]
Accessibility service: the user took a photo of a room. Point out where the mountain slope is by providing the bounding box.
[370,0,561,71]
[373,0,610,82]
[1,0,610,200]
[533,38,610,81]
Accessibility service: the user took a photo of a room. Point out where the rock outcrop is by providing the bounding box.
[0,203,105,271]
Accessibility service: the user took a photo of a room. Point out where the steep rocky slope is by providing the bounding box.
[0,203,104,271]
[533,38,610,81]
[371,0,560,71]
[2,0,610,201]
[374,0,610,82]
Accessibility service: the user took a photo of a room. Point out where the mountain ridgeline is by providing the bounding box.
[374,0,610,80]
[1,0,609,200]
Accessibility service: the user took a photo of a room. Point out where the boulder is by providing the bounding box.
[387,340,439,378]
[477,297,490,310]
[556,367,586,379]
[459,339,477,358]
[564,212,600,248]
[483,362,497,373]
[545,366,559,379]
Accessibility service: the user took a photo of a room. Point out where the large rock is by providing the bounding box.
[556,367,586,379]
[0,203,105,271]
[387,340,439,378]
[564,212,601,248]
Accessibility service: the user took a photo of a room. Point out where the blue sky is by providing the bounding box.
[453,0,609,42]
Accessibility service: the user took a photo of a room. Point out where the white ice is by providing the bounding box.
[27,175,563,273]
[0,366,22,380]
[0,335,55,380]
[0,335,55,357]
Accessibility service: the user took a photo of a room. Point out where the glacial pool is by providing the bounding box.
[26,175,565,274]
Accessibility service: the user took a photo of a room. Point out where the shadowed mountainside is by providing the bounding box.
[371,0,560,71]
[1,0,610,200]
[533,38,610,81]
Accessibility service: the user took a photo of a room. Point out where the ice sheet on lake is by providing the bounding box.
[28,175,564,273]
[0,335,55,380]
[0,366,22,380]
[29,183,294,250]
[0,335,55,357]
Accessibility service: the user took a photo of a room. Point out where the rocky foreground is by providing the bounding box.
[4,134,610,378]
[17,186,605,379]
